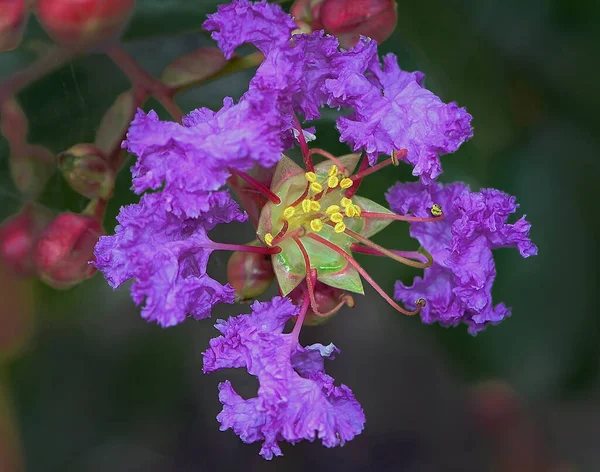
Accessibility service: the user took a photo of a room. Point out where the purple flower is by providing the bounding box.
[203,0,297,59]
[328,43,473,183]
[124,93,285,195]
[94,191,247,327]
[386,181,537,334]
[203,297,365,459]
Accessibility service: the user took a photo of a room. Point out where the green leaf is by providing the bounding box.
[94,89,136,157]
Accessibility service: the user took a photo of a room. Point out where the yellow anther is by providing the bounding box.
[328,165,338,177]
[264,233,274,247]
[345,205,356,217]
[326,204,340,214]
[330,212,344,223]
[310,182,323,193]
[391,150,399,166]
[353,204,361,216]
[283,206,295,219]
[310,200,321,211]
[340,178,353,189]
[327,175,339,188]
[302,199,312,213]
[310,218,323,232]
[340,197,352,208]
[305,172,317,183]
[334,222,346,233]
[431,203,442,217]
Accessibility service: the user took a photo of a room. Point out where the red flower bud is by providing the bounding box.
[58,144,114,200]
[0,0,28,52]
[227,244,275,302]
[34,212,104,289]
[316,0,397,48]
[0,205,51,277]
[34,0,136,49]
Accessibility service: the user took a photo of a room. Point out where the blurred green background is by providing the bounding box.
[1,0,599,470]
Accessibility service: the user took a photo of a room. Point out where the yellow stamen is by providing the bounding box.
[265,233,274,246]
[340,178,353,189]
[310,182,323,193]
[310,200,321,211]
[353,204,361,216]
[301,199,312,213]
[310,219,323,232]
[431,204,442,217]
[327,175,339,188]
[305,172,317,183]
[391,150,399,165]
[328,165,338,177]
[326,204,340,214]
[334,222,346,233]
[330,212,344,223]
[283,206,295,219]
[345,205,356,217]
[340,197,352,208]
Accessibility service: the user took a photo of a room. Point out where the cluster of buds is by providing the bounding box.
[291,0,398,47]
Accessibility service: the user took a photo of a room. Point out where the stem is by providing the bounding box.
[0,46,79,102]
[293,115,314,172]
[360,211,444,223]
[305,268,354,317]
[351,244,429,264]
[307,233,424,316]
[271,219,289,245]
[345,155,369,198]
[206,242,281,254]
[106,47,183,122]
[229,169,281,204]
[290,283,311,344]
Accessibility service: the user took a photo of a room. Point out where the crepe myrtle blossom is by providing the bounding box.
[93,0,536,459]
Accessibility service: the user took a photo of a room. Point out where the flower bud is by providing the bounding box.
[0,206,51,276]
[34,212,104,289]
[227,242,275,302]
[58,144,114,200]
[318,0,398,48]
[289,280,350,326]
[0,0,28,52]
[35,0,135,49]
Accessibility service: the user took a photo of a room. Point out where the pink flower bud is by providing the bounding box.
[0,206,51,276]
[311,0,398,48]
[0,0,27,52]
[34,0,136,49]
[227,245,275,302]
[34,213,104,289]
[58,144,114,200]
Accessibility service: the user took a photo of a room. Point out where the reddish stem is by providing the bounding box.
[289,183,310,208]
[206,242,281,255]
[291,280,311,344]
[306,233,424,316]
[345,155,369,198]
[308,148,348,174]
[360,211,444,223]
[351,244,429,264]
[293,116,314,172]
[229,169,281,204]
[271,219,289,245]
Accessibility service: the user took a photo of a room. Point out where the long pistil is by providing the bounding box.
[360,211,444,223]
[229,169,281,204]
[307,233,425,316]
[206,241,281,255]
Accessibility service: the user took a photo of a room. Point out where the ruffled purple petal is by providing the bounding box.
[203,0,297,59]
[94,190,246,327]
[203,297,365,459]
[387,181,536,334]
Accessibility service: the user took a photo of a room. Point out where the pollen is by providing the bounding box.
[326,204,340,214]
[340,197,352,208]
[334,222,346,233]
[310,200,321,211]
[301,199,312,213]
[340,178,353,189]
[283,206,295,219]
[345,205,356,217]
[327,175,339,188]
[310,182,323,193]
[310,218,323,232]
[328,165,338,177]
[264,233,274,246]
[330,212,344,223]
[431,203,442,217]
[305,172,317,183]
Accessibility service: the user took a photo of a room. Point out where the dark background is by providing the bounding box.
[1,0,599,470]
